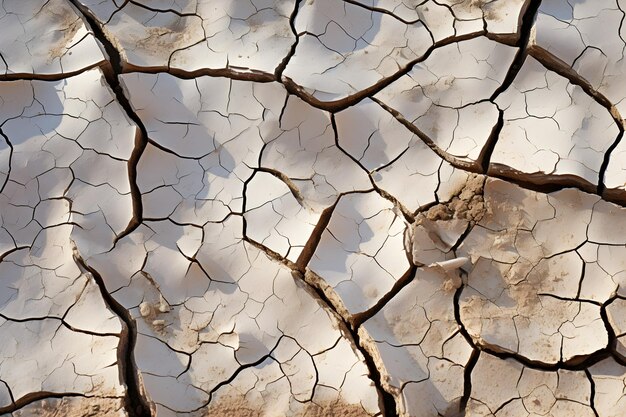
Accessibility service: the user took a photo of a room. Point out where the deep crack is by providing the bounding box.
[2,0,626,415]
[72,246,153,417]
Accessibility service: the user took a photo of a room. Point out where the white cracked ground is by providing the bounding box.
[2,0,626,416]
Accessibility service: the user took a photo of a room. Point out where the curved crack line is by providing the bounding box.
[72,243,153,417]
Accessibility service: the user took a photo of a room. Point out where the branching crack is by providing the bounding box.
[478,0,543,170]
[68,0,149,245]
[274,0,304,79]
[72,244,154,417]
[5,0,626,415]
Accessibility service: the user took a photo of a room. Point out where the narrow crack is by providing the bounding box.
[584,369,601,417]
[297,268,400,417]
[370,94,618,205]
[449,203,483,415]
[487,163,599,195]
[460,349,480,414]
[72,245,153,417]
[294,203,338,271]
[0,312,120,338]
[477,343,613,371]
[351,264,417,329]
[0,62,106,81]
[527,47,624,125]
[254,167,306,207]
[351,326,400,417]
[477,108,504,173]
[67,0,149,244]
[0,126,12,195]
[72,28,490,117]
[370,97,478,173]
[476,0,543,170]
[601,296,620,356]
[244,224,399,416]
[60,9,155,413]
[133,65,277,83]
[489,1,543,100]
[274,0,304,79]
[600,130,625,197]
[526,47,625,197]
[454,270,615,372]
[330,113,416,223]
[243,236,299,270]
[184,337,286,413]
[280,30,488,113]
[341,0,421,25]
[0,392,121,415]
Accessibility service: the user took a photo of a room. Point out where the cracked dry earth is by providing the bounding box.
[6,1,626,417]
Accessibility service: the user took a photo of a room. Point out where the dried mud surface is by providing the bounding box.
[2,1,626,417]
